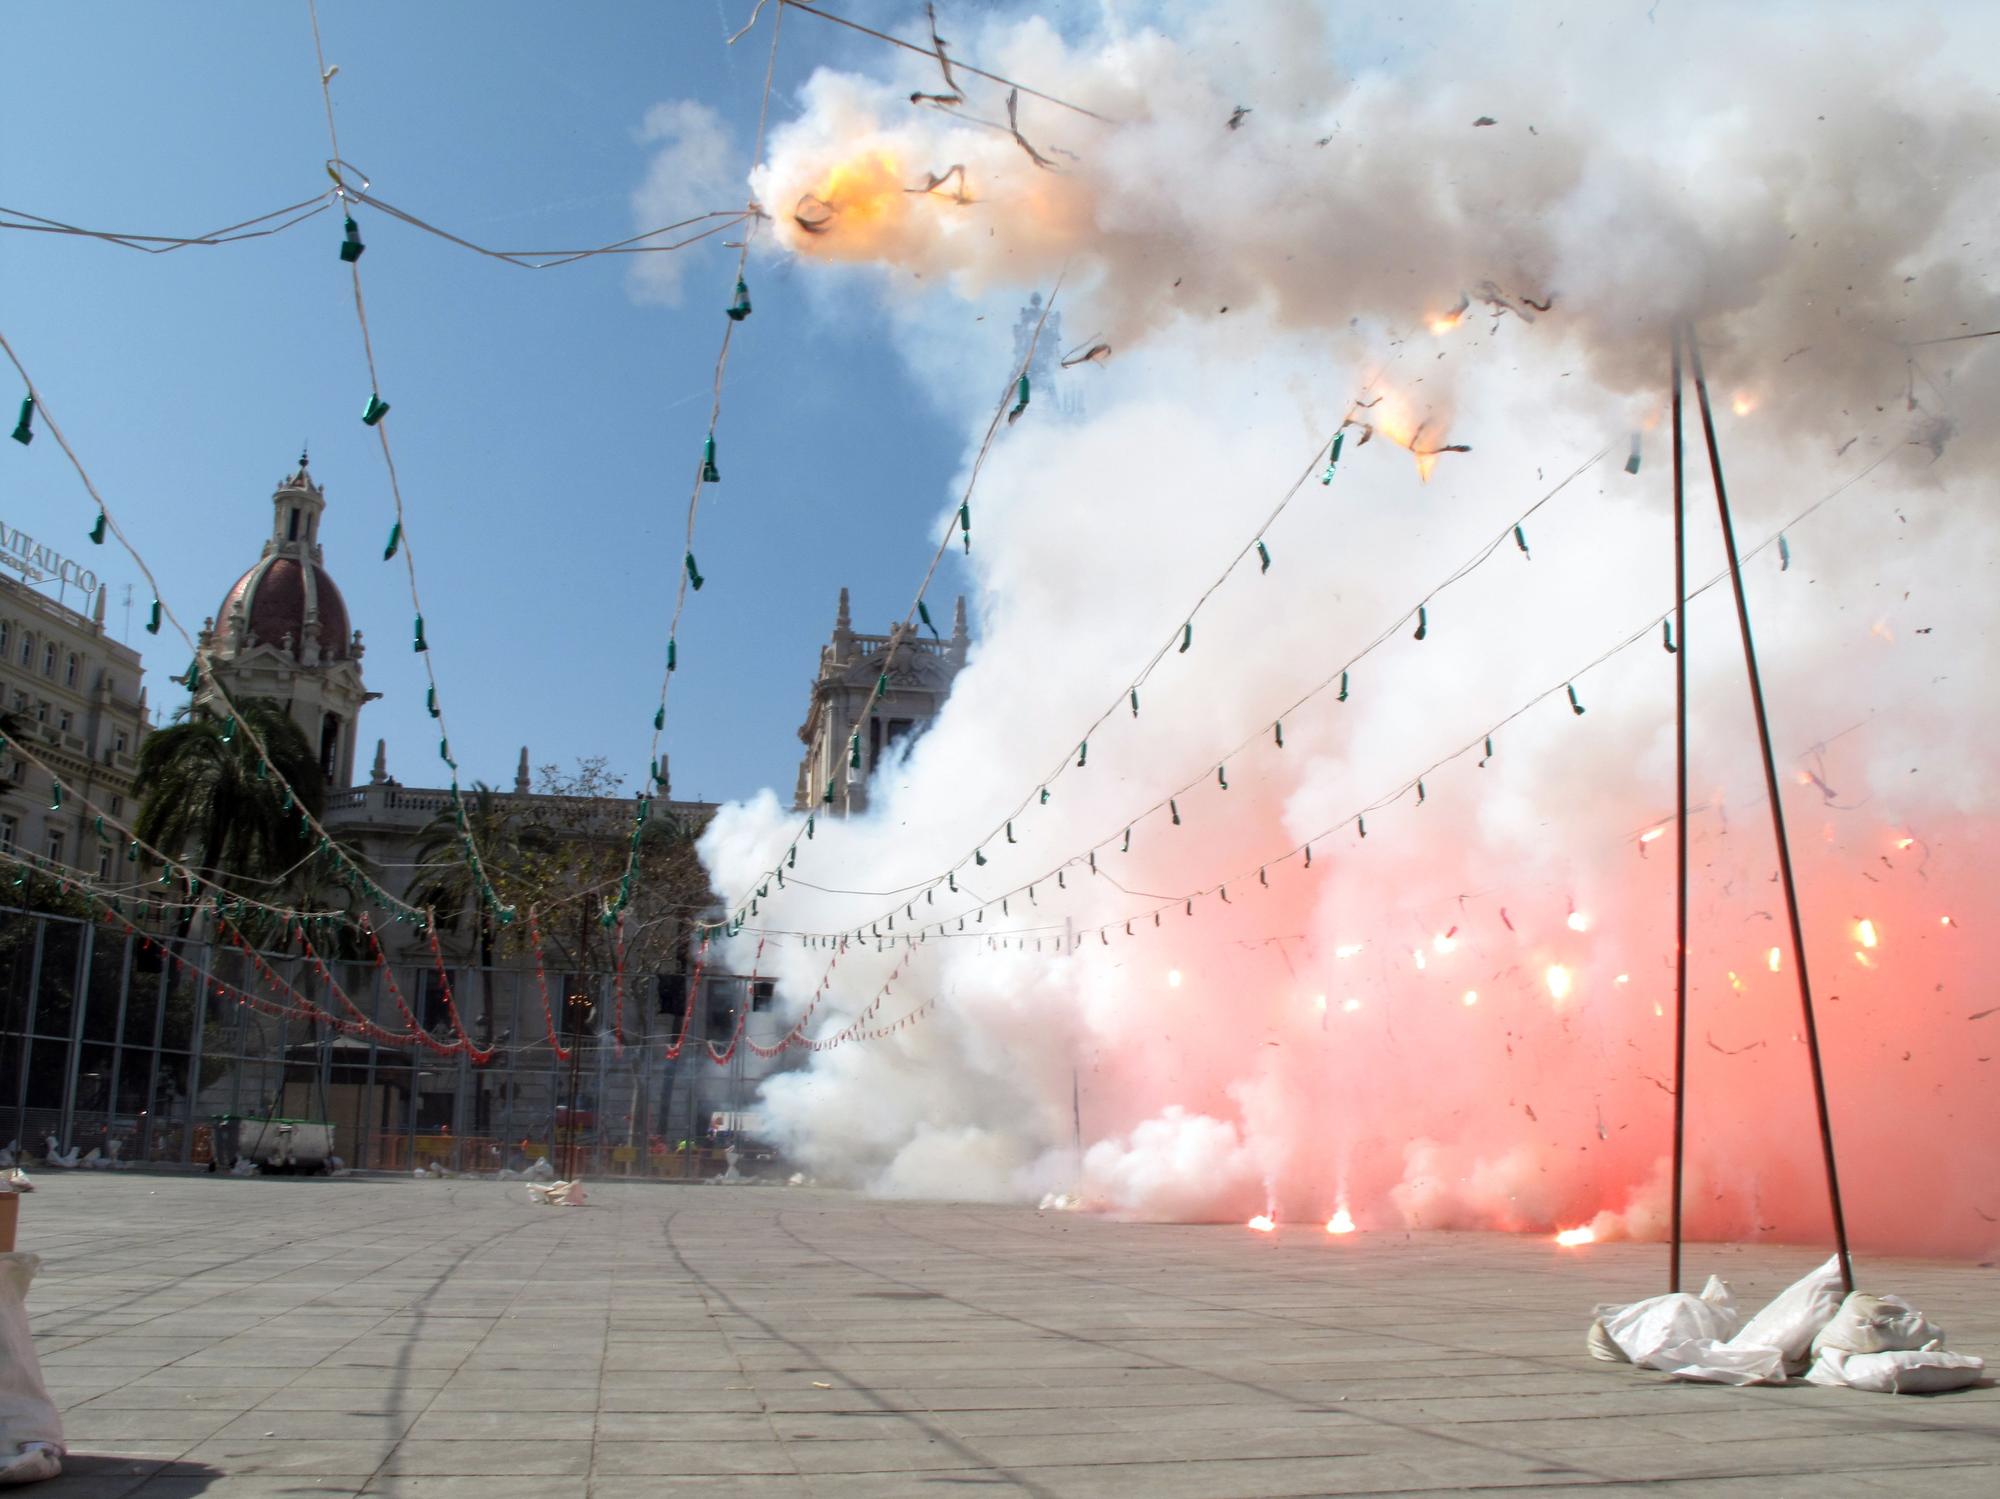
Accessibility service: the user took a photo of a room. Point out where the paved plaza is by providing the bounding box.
[8,1174,1998,1496]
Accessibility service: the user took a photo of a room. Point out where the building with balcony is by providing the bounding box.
[794,587,969,814]
[0,569,151,878]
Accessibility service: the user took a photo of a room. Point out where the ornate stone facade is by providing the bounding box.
[794,588,969,814]
[198,454,375,788]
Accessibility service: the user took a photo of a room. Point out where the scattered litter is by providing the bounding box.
[526,1180,588,1208]
[811,1381,832,1389]
[1472,115,1498,126]
[1227,106,1251,130]
[1038,1192,1080,1212]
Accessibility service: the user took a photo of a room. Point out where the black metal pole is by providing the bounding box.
[1669,329,1690,1294]
[1686,324,1855,1293]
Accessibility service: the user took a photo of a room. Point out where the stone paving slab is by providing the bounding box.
[8,1174,1998,1496]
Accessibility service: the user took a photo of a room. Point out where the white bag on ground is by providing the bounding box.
[1806,1343,1985,1394]
[1632,1256,1846,1386]
[1641,1335,1790,1386]
[1588,1275,1738,1363]
[0,1251,64,1484]
[1727,1254,1846,1368]
[1810,1293,1943,1358]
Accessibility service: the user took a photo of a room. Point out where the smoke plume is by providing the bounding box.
[696,0,2000,1256]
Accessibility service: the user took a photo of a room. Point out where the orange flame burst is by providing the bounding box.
[1555,1225,1597,1247]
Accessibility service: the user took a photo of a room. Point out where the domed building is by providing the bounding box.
[197,453,375,787]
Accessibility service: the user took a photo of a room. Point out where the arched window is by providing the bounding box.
[19,632,32,666]
[41,641,56,678]
[0,620,10,656]
[64,653,78,687]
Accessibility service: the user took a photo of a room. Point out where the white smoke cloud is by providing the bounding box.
[692,0,2000,1255]
[627,98,736,304]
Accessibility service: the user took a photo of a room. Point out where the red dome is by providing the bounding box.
[219,556,351,659]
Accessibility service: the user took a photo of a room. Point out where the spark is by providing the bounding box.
[1854,951,1876,969]
[1166,969,1183,988]
[1856,919,1879,948]
[1730,392,1757,417]
[1567,911,1591,933]
[1462,990,1479,1007]
[1941,915,1955,928]
[1334,943,1364,959]
[1728,971,1744,992]
[1413,949,1427,970]
[1896,837,1916,851]
[1433,931,1458,954]
[1640,827,1665,845]
[1767,946,1782,973]
[1614,974,1630,985]
[1341,998,1363,1014]
[1247,1214,1276,1233]
[1555,1225,1597,1247]
[1546,965,1572,1002]
[1313,994,1328,1013]
[1326,1207,1356,1235]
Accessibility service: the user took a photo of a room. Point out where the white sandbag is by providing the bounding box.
[1727,1254,1845,1368]
[1810,1293,1943,1358]
[0,1252,64,1483]
[1589,1275,1737,1364]
[1806,1343,1984,1394]
[527,1180,587,1207]
[1642,1335,1789,1385]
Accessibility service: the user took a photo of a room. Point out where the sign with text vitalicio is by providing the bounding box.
[0,522,98,594]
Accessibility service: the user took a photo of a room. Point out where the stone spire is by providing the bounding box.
[369,738,388,785]
[515,746,531,794]
[92,585,106,628]
[950,595,969,658]
[832,586,853,658]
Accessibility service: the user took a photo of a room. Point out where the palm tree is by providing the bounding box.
[132,698,324,914]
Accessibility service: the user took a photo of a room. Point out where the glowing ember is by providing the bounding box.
[1555,1226,1597,1247]
[1247,1214,1276,1233]
[1413,949,1427,970]
[1546,965,1572,1001]
[1427,310,1465,336]
[1896,837,1916,850]
[1640,826,1665,844]
[1614,974,1631,985]
[1856,919,1879,948]
[1728,970,1745,992]
[1567,911,1591,933]
[1166,969,1184,988]
[1854,951,1876,969]
[1326,1207,1356,1235]
[1433,931,1458,954]
[1941,915,1956,927]
[1334,943,1364,959]
[1730,392,1757,417]
[1341,998,1363,1014]
[1461,990,1479,1007]
[1767,946,1783,973]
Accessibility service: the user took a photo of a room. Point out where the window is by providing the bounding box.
[18,632,31,666]
[113,731,128,755]
[0,621,9,655]
[41,642,55,678]
[8,691,22,712]
[57,710,71,735]
[751,980,774,1013]
[64,654,77,687]
[45,832,63,867]
[0,816,13,852]
[418,969,453,1032]
[287,507,300,541]
[110,794,122,816]
[96,847,110,880]
[34,700,48,724]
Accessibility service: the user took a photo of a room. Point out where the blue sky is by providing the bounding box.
[0,1,1031,804]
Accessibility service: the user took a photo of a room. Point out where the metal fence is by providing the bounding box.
[0,905,794,1176]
